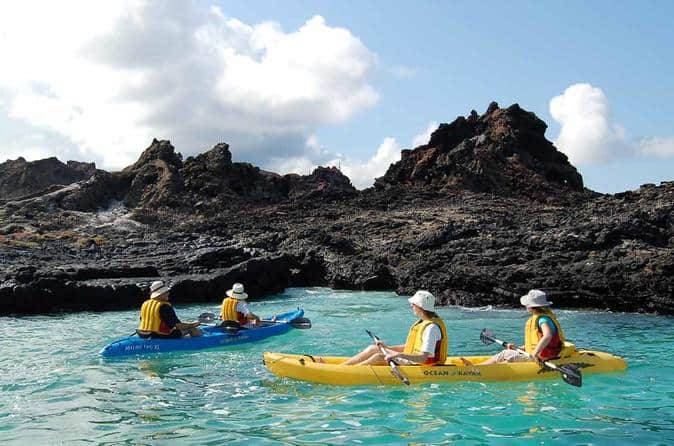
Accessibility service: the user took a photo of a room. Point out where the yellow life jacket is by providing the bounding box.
[138,299,171,335]
[524,309,575,359]
[221,297,246,324]
[403,317,448,365]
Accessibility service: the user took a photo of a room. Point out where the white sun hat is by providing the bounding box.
[408,290,436,311]
[520,289,552,307]
[150,280,170,299]
[226,283,248,300]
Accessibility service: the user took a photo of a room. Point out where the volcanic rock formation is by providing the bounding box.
[0,156,97,201]
[1,102,672,315]
[375,102,584,199]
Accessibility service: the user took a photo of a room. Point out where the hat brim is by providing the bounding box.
[520,296,552,307]
[408,296,434,311]
[151,287,170,299]
[227,290,248,300]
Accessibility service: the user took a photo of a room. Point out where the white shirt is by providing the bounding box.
[419,323,442,355]
[235,300,250,316]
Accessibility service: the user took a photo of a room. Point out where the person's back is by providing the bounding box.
[221,296,248,325]
[525,308,564,359]
[138,281,202,338]
[138,297,173,337]
[221,283,260,327]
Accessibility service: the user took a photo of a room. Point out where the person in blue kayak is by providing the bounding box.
[469,289,572,365]
[137,281,202,338]
[220,283,261,327]
[341,290,448,366]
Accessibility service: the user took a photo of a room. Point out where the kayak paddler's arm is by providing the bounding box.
[248,312,261,326]
[175,321,200,330]
[531,322,554,360]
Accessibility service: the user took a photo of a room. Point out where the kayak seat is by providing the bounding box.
[136,329,182,339]
[219,320,248,333]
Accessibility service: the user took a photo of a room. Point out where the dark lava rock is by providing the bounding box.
[375,102,584,200]
[1,103,673,316]
[0,156,96,201]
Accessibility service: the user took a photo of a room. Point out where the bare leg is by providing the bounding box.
[356,353,388,366]
[183,326,202,337]
[342,344,379,365]
[480,349,529,365]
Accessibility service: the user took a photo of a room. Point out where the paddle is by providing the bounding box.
[480,328,582,387]
[259,317,312,329]
[197,312,216,324]
[365,329,410,385]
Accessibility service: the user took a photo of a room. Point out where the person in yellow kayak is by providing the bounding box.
[342,290,448,366]
[137,281,202,338]
[221,283,261,327]
[471,289,572,365]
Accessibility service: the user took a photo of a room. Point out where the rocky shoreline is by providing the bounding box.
[1,103,672,315]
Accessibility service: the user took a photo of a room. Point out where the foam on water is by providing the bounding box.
[1,288,673,444]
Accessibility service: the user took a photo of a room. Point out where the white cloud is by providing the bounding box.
[330,137,402,189]
[319,121,441,189]
[0,1,378,169]
[411,121,438,147]
[550,83,674,166]
[635,137,674,158]
[549,83,628,165]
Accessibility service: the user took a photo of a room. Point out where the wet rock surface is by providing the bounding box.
[1,103,673,315]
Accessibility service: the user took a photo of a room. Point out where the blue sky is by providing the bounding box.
[1,1,672,192]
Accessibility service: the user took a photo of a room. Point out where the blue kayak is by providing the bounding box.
[100,308,304,357]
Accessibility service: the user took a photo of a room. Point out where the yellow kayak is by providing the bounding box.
[263,350,627,386]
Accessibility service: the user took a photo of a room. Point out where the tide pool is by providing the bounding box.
[1,288,672,444]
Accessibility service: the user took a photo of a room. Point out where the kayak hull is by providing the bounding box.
[100,309,304,357]
[263,349,627,386]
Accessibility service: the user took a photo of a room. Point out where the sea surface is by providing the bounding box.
[1,288,673,445]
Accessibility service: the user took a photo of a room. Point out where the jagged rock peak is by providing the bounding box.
[191,143,232,167]
[0,156,96,200]
[285,166,357,200]
[306,166,354,186]
[128,139,183,171]
[375,102,584,198]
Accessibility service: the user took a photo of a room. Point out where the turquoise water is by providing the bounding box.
[1,288,673,445]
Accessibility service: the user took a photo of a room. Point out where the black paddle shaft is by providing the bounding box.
[365,330,410,385]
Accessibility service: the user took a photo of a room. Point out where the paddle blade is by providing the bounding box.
[198,312,216,324]
[290,317,312,329]
[365,329,378,342]
[390,363,411,386]
[558,364,582,387]
[480,328,495,345]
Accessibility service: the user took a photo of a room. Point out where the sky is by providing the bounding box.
[0,1,673,192]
